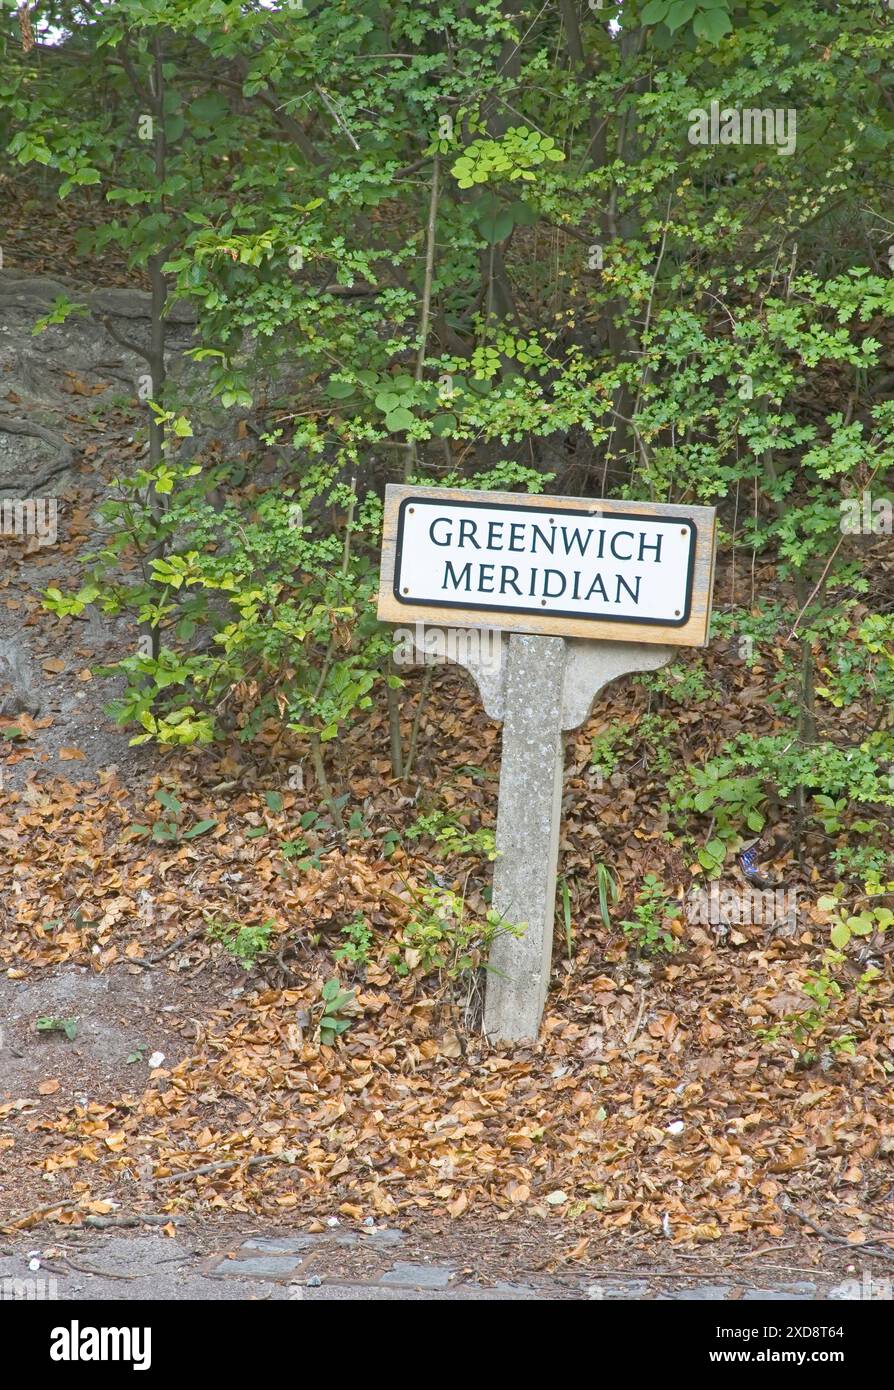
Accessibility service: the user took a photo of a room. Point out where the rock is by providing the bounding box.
[0,275,74,307]
[89,287,196,324]
[0,639,42,716]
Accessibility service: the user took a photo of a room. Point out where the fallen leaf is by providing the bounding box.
[448,1191,468,1217]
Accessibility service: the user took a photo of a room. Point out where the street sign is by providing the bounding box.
[379,486,716,646]
[377,483,718,1042]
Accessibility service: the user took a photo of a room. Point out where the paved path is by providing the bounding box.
[0,1226,873,1301]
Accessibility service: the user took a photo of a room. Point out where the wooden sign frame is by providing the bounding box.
[378,485,717,647]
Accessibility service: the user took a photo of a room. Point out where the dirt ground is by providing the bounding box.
[1,958,892,1299]
[1,1196,890,1301]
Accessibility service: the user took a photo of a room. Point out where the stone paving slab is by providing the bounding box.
[217,1255,302,1279]
[380,1261,455,1289]
[205,1227,408,1284]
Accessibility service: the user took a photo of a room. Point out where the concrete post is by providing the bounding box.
[485,634,567,1044]
[411,627,675,1044]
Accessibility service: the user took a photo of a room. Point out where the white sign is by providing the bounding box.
[392,495,696,628]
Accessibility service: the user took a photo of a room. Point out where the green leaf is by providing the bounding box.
[509,200,538,227]
[182,818,219,840]
[665,0,697,30]
[830,921,851,949]
[189,94,229,123]
[477,206,514,244]
[321,1017,350,1036]
[640,0,670,20]
[385,407,415,432]
[326,380,357,399]
[692,6,731,41]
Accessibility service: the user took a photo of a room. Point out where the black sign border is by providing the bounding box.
[393,496,697,628]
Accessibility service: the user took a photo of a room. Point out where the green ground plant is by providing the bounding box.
[333,914,374,972]
[390,883,522,986]
[621,874,679,956]
[206,917,275,967]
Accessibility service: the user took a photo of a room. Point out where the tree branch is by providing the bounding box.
[95,312,149,362]
[0,415,74,492]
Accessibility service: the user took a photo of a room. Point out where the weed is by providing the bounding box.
[621,874,678,955]
[315,978,357,1046]
[756,951,863,1066]
[404,809,496,861]
[35,1016,78,1040]
[206,917,275,966]
[333,913,373,971]
[596,862,619,930]
[124,788,217,845]
[590,723,634,781]
[559,877,573,959]
[387,880,522,1029]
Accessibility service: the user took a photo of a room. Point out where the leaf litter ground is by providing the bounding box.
[3,656,894,1275]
